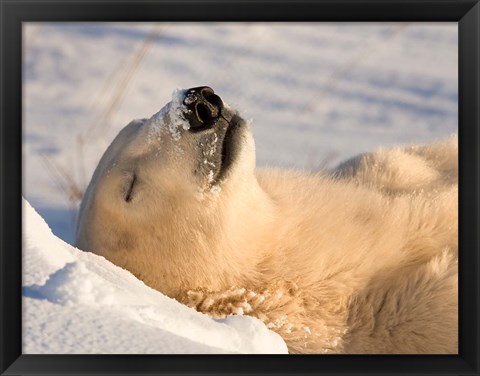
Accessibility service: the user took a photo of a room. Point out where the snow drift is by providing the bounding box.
[22,198,288,354]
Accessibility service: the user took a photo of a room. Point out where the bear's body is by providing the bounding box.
[76,87,457,354]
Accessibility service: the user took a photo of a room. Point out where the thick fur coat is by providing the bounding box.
[76,89,457,354]
[183,137,458,354]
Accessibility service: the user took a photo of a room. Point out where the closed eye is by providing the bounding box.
[125,174,136,202]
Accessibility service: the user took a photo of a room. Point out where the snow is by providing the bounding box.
[149,88,191,141]
[22,198,288,354]
[22,23,457,352]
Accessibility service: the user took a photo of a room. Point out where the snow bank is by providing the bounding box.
[22,198,288,354]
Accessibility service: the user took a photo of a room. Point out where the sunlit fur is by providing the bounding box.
[76,102,457,354]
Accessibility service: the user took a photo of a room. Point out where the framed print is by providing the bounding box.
[1,0,479,375]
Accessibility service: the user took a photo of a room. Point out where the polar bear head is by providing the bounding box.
[75,87,274,297]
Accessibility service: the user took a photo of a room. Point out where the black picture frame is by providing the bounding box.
[1,1,479,375]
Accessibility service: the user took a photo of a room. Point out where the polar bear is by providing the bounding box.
[76,86,458,354]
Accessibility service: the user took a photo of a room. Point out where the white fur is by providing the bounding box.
[76,100,457,354]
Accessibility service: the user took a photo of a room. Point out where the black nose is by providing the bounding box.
[183,86,223,130]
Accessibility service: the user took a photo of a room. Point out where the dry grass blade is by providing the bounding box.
[84,25,164,141]
[41,24,165,235]
[41,155,84,207]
